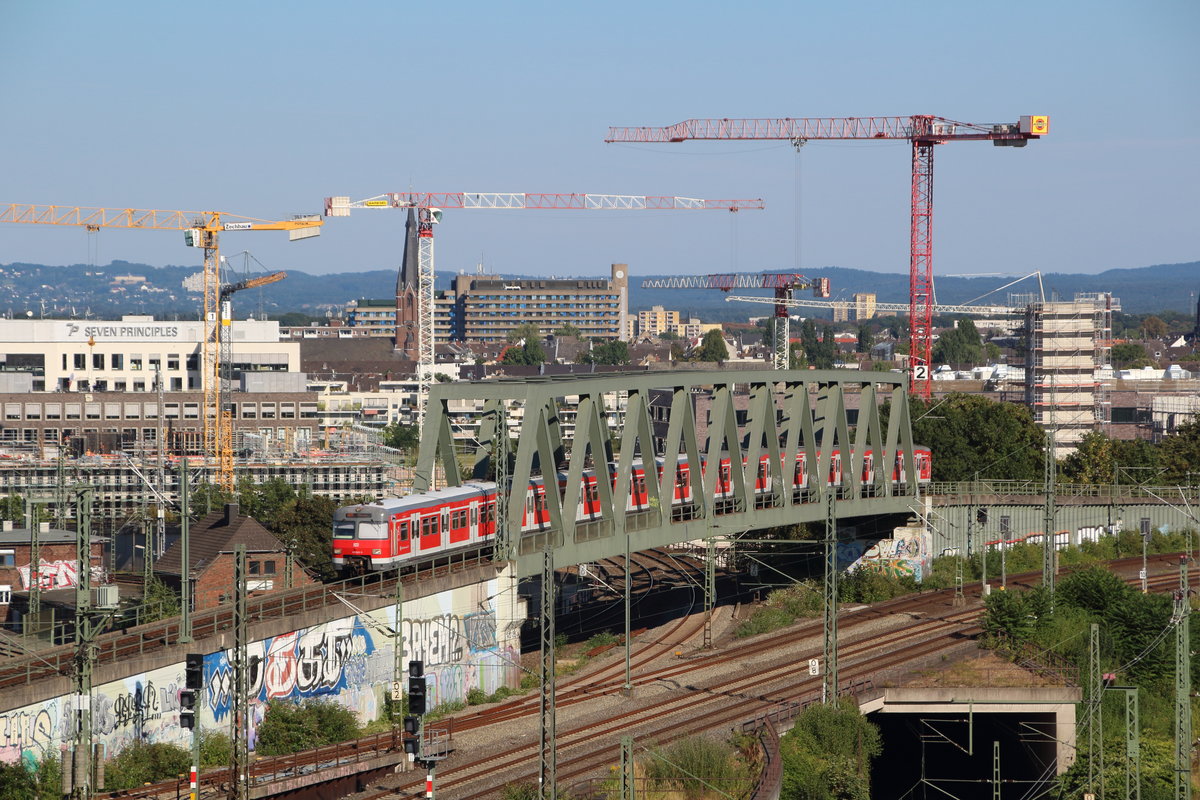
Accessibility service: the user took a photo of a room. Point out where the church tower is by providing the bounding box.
[394,208,420,359]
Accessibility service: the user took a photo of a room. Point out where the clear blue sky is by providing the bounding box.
[1,1,1196,283]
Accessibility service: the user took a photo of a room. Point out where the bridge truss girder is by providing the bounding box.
[413,369,920,577]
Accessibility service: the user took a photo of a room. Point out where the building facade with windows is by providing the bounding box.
[636,305,682,339]
[451,263,629,343]
[0,316,298,394]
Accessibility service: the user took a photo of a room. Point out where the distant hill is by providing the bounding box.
[1,259,1195,320]
[634,262,1200,320]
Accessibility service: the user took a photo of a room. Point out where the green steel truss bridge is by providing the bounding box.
[413,369,923,577]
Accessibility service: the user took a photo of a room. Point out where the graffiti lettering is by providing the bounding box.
[463,612,497,652]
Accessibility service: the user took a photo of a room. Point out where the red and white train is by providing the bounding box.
[332,446,932,573]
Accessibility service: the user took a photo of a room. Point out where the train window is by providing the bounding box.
[584,483,597,502]
[470,508,478,526]
[452,509,468,529]
[398,521,409,541]
[421,516,438,538]
[359,521,387,539]
[334,522,355,539]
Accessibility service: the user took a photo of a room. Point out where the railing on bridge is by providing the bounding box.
[414,369,923,577]
[0,551,492,691]
[932,479,1200,501]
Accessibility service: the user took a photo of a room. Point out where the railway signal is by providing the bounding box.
[408,659,426,715]
[179,689,197,729]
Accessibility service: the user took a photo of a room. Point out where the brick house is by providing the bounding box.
[154,503,313,611]
[0,520,108,632]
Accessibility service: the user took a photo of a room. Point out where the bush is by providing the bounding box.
[0,762,37,800]
[839,569,916,604]
[199,730,232,768]
[642,734,753,799]
[256,699,361,756]
[780,697,880,799]
[466,687,488,706]
[103,741,191,791]
[735,582,823,638]
[500,783,539,800]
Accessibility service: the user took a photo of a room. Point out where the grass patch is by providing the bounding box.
[735,581,822,638]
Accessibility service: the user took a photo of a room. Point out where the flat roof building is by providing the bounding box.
[0,316,298,394]
[451,263,629,342]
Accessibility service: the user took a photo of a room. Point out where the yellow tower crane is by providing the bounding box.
[0,204,321,491]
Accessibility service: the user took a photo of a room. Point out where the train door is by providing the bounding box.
[469,501,480,541]
[393,515,412,557]
[419,513,440,553]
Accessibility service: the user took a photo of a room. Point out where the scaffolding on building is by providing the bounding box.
[1024,293,1118,457]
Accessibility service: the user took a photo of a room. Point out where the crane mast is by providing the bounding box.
[1,204,320,491]
[606,115,1048,397]
[325,192,765,426]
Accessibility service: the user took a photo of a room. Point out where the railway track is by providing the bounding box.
[94,551,1195,800]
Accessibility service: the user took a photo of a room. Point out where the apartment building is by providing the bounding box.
[451,263,629,342]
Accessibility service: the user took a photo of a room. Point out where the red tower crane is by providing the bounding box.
[640,272,831,369]
[606,115,1049,398]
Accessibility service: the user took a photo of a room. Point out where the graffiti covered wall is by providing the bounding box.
[846,525,933,581]
[0,568,523,764]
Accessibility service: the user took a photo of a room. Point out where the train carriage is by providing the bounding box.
[333,445,932,574]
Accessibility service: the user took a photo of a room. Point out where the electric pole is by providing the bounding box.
[70,487,95,800]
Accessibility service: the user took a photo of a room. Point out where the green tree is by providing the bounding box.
[1055,565,1127,615]
[553,322,581,338]
[780,697,880,799]
[103,741,192,791]
[271,494,339,580]
[696,329,728,362]
[932,318,983,366]
[140,574,181,623]
[1157,416,1200,485]
[1111,342,1150,369]
[188,482,234,516]
[0,761,37,800]
[1059,431,1119,485]
[799,320,836,369]
[888,393,1045,482]
[506,322,542,343]
[855,323,871,354]
[581,340,629,365]
[501,339,546,366]
[1141,314,1168,338]
[237,477,298,527]
[381,422,420,451]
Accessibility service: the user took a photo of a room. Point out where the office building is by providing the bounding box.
[451,263,629,342]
